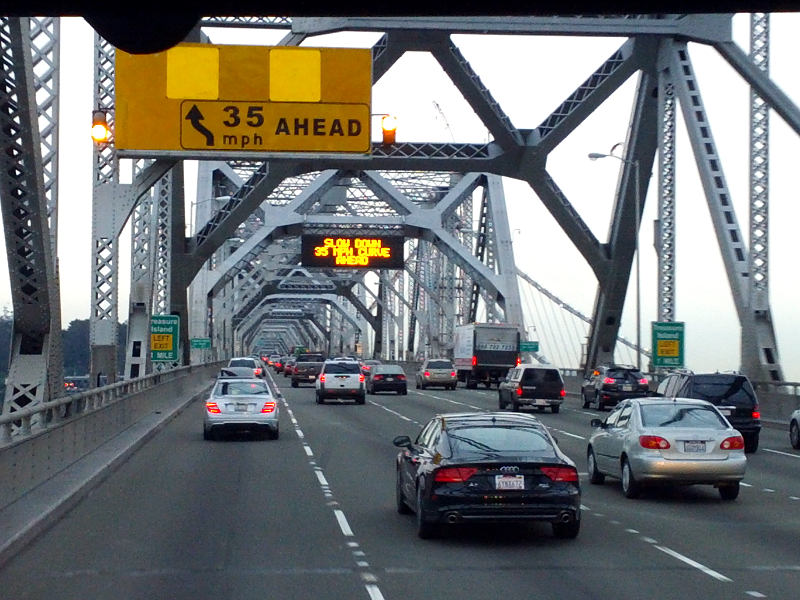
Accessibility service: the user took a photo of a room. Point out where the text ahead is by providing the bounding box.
[301,235,405,269]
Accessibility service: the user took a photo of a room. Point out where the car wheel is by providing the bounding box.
[291,380,298,388]
[552,518,580,539]
[790,420,800,449]
[401,388,407,396]
[582,391,590,409]
[416,485,437,539]
[396,470,412,515]
[743,432,759,454]
[367,386,373,395]
[587,448,605,485]
[595,391,604,411]
[510,399,520,412]
[498,393,505,410]
[484,381,491,389]
[203,427,212,441]
[356,394,366,405]
[551,404,560,414]
[450,384,457,391]
[719,482,740,501]
[621,457,640,498]
[315,392,324,404]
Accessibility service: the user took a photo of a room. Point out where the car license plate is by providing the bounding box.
[622,384,633,391]
[495,475,524,490]
[684,441,706,453]
[236,403,248,412]
[535,399,547,406]
[386,376,394,381]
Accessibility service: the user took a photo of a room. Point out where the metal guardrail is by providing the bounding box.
[0,362,225,446]
[752,380,800,396]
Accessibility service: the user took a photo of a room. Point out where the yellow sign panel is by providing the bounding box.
[657,339,680,357]
[115,43,372,154]
[180,101,370,153]
[151,333,174,351]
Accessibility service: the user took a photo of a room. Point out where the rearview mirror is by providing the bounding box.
[590,418,604,429]
[393,435,413,448]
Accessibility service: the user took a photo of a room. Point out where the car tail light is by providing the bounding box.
[471,355,477,367]
[540,466,578,482]
[319,374,326,383]
[560,388,566,397]
[603,377,615,384]
[205,402,221,414]
[516,356,521,365]
[516,386,523,396]
[752,407,761,419]
[639,435,670,450]
[363,365,371,371]
[720,436,745,450]
[254,367,262,376]
[373,374,384,381]
[638,378,648,385]
[359,374,365,382]
[397,375,406,380]
[261,402,276,413]
[434,467,478,482]
[424,371,430,377]
[450,371,456,377]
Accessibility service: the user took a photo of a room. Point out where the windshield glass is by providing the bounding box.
[447,426,554,455]
[229,358,256,368]
[689,376,757,407]
[640,404,728,429]
[324,362,361,374]
[215,381,270,396]
[521,369,561,384]
[297,354,324,362]
[427,360,453,369]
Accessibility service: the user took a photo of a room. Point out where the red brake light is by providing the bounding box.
[397,374,406,380]
[603,377,615,384]
[540,466,578,482]
[639,378,648,385]
[424,371,430,377]
[471,355,477,367]
[374,374,384,381]
[560,388,566,397]
[359,374,365,382]
[720,436,745,450]
[516,386,523,396]
[254,367,262,376]
[261,402,276,414]
[450,371,456,377]
[434,467,478,482]
[319,374,326,383]
[205,402,221,414]
[752,409,761,419]
[516,356,521,365]
[639,435,670,450]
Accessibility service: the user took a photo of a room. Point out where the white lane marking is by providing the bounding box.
[625,529,639,534]
[763,488,775,493]
[415,391,484,411]
[315,470,329,486]
[296,429,305,439]
[641,537,658,544]
[368,401,421,425]
[790,496,800,501]
[552,428,586,440]
[741,482,753,487]
[745,592,766,598]
[304,445,314,457]
[654,545,732,582]
[365,584,386,600]
[334,509,354,536]
[764,448,800,459]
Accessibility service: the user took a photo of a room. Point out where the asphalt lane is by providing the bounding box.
[0,370,797,599]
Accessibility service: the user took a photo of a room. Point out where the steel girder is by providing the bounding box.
[0,17,63,414]
[656,56,677,325]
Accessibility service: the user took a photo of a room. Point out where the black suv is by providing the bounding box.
[498,364,566,413]
[654,371,761,453]
[581,364,650,411]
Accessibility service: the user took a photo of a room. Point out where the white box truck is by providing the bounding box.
[453,323,520,389]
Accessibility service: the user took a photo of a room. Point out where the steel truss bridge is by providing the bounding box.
[0,14,795,422]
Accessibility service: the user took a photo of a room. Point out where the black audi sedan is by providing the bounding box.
[393,412,580,539]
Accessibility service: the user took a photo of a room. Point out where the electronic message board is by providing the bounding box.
[301,235,404,269]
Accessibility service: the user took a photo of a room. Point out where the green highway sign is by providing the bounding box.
[651,321,685,368]
[520,341,540,352]
[190,337,211,349]
[151,315,180,362]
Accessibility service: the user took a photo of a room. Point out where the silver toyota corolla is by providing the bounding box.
[587,397,746,500]
[203,377,279,440]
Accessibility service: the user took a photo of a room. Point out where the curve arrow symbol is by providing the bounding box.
[185,104,214,146]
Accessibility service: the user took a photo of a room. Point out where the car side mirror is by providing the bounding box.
[393,435,413,449]
[590,418,604,429]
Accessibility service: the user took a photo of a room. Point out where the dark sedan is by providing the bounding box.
[393,412,581,539]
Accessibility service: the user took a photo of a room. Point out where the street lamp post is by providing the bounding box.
[588,148,642,372]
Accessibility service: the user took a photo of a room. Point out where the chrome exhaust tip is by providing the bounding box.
[559,511,574,523]
[446,512,461,524]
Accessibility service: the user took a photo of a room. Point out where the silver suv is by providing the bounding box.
[415,358,457,390]
[315,360,366,404]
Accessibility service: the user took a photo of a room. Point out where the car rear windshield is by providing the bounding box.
[376,365,404,374]
[607,368,643,381]
[229,358,256,368]
[215,381,270,396]
[427,360,453,369]
[640,404,728,429]
[324,362,361,374]
[446,426,554,455]
[688,375,757,408]
[297,354,324,362]
[521,369,561,384]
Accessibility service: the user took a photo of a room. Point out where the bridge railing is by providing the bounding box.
[0,362,225,446]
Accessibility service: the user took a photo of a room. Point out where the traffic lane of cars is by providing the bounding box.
[0,391,373,600]
[274,381,788,599]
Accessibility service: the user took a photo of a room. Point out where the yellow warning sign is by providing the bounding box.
[115,43,372,154]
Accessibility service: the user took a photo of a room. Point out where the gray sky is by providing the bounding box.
[1,15,798,378]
